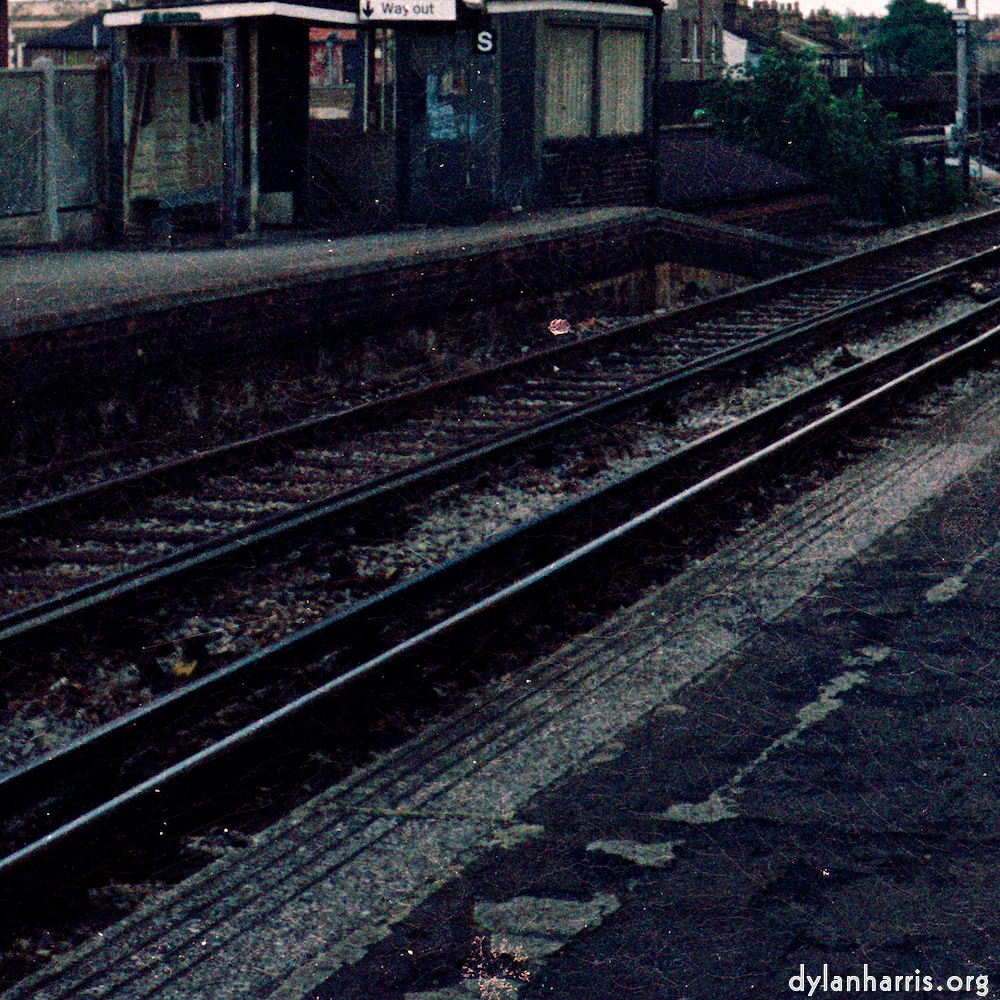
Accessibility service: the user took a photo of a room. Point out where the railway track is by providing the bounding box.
[0,277,988,729]
[0,216,971,502]
[0,217,996,760]
[3,215,1000,936]
[2,210,1000,628]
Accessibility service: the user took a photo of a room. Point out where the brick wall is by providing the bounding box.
[541,137,654,208]
[1,215,662,457]
[1,210,812,457]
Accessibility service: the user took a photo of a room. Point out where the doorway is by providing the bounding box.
[400,29,498,222]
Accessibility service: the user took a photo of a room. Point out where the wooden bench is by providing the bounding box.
[132,188,222,242]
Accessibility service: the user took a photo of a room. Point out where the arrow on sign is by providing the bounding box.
[362,1,374,13]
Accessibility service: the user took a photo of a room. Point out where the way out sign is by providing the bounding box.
[359,0,456,19]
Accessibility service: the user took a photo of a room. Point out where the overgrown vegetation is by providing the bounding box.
[701,49,979,222]
[702,50,898,219]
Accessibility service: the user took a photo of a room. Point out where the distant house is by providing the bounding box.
[8,0,111,67]
[661,0,729,81]
[779,26,856,77]
[978,24,1000,74]
[721,0,859,78]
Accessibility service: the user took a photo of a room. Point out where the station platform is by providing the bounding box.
[0,206,822,344]
[283,366,1000,1000]
[0,208,647,340]
[0,203,829,464]
[8,294,1000,998]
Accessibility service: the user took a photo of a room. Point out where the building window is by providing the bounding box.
[309,26,395,130]
[681,19,702,62]
[599,30,644,135]
[545,26,593,138]
[545,24,645,139]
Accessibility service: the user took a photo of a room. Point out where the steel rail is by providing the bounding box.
[3,207,999,539]
[3,240,999,661]
[2,300,999,896]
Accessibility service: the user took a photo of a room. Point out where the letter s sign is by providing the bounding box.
[477,29,495,53]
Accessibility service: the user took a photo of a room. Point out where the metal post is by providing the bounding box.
[37,59,60,243]
[108,28,126,242]
[222,22,239,239]
[248,24,259,232]
[956,16,967,135]
[953,0,970,178]
[395,33,411,219]
[649,0,663,207]
[0,0,8,69]
[976,0,982,181]
[362,27,370,132]
[937,143,947,209]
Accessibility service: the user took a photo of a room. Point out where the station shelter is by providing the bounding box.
[101,0,660,238]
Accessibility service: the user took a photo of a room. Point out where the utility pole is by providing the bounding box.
[953,0,970,139]
[953,0,971,190]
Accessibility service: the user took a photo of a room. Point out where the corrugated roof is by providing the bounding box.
[658,134,816,209]
[23,11,111,49]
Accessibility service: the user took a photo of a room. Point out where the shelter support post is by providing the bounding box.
[39,60,59,243]
[108,30,126,243]
[222,22,240,238]
[248,24,259,232]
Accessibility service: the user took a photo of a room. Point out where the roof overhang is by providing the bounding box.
[103,0,660,25]
[104,3,358,26]
[488,0,657,13]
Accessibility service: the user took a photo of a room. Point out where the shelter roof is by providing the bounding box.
[104,0,653,26]
[104,0,358,26]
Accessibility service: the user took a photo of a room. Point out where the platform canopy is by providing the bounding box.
[104,0,359,28]
[104,0,657,27]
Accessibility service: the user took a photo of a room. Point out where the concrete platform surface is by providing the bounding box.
[7,349,1000,993]
[0,205,829,349]
[0,208,661,339]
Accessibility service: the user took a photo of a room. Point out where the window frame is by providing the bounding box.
[681,17,703,63]
[308,26,396,132]
[543,18,650,142]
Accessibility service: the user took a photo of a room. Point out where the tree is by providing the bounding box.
[702,50,899,219]
[869,0,956,74]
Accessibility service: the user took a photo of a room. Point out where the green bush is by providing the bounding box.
[702,50,899,220]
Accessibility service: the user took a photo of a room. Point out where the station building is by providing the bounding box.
[100,0,673,238]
